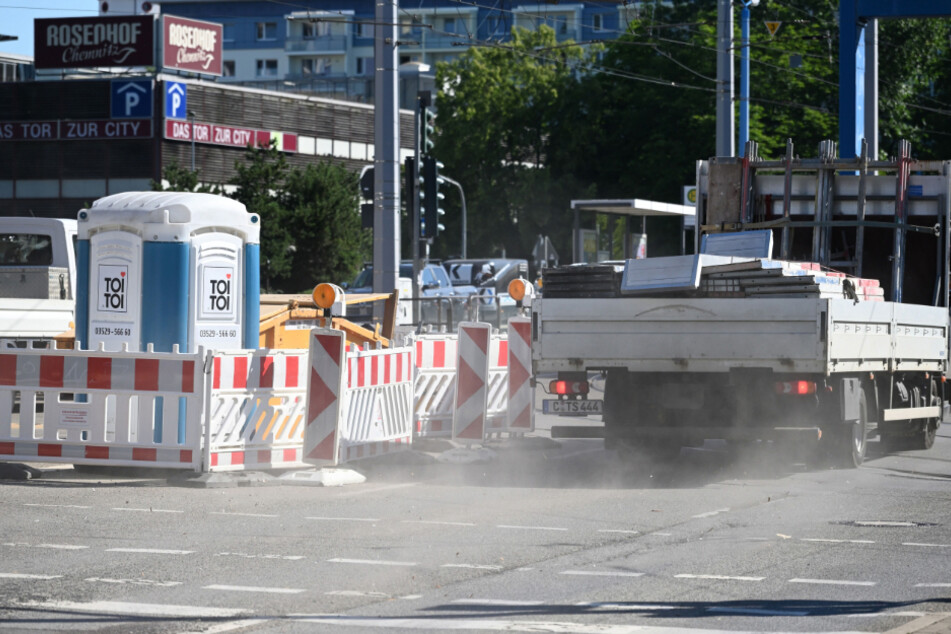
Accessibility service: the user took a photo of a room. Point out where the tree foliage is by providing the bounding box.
[154,145,370,294]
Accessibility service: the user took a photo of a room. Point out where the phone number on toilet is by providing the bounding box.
[199,329,237,338]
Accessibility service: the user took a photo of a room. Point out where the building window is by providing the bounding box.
[302,22,316,39]
[256,59,278,76]
[223,23,235,42]
[592,14,603,31]
[443,18,456,34]
[356,57,373,76]
[256,22,277,41]
[223,60,235,77]
[355,21,374,38]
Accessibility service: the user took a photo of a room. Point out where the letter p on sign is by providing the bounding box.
[111,79,152,119]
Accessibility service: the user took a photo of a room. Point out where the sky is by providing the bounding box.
[0,2,101,57]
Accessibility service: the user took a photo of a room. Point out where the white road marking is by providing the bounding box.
[854,521,915,527]
[341,482,419,496]
[400,595,423,600]
[179,619,269,634]
[442,564,504,571]
[707,606,808,617]
[789,578,876,586]
[23,503,91,509]
[915,583,951,588]
[106,548,194,555]
[289,614,769,632]
[497,525,568,532]
[85,577,182,587]
[2,542,88,550]
[328,558,418,567]
[307,516,380,522]
[17,600,247,618]
[598,529,639,535]
[111,507,184,514]
[576,602,674,611]
[801,538,875,544]
[516,567,535,571]
[692,508,730,519]
[210,511,280,518]
[326,591,390,598]
[654,532,672,536]
[904,542,951,548]
[215,552,305,560]
[204,584,305,594]
[403,520,477,527]
[847,611,926,618]
[452,599,546,606]
[676,574,764,582]
[561,570,644,578]
[0,573,62,580]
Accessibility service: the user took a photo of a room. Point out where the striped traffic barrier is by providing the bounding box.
[338,343,414,461]
[303,328,346,465]
[506,317,534,431]
[414,335,458,437]
[0,348,204,470]
[205,349,309,471]
[452,322,491,442]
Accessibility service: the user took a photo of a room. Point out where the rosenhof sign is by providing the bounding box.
[34,15,154,69]
[162,15,222,76]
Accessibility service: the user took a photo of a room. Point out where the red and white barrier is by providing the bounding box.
[505,317,534,432]
[0,348,203,469]
[414,336,458,436]
[338,343,414,461]
[205,350,309,471]
[452,322,491,441]
[303,329,346,466]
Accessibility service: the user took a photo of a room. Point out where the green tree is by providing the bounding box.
[229,143,369,293]
[433,26,594,261]
[150,160,220,193]
[279,162,370,293]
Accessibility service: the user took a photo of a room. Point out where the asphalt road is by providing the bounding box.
[1,405,950,634]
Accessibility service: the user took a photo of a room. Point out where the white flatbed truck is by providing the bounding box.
[532,141,950,467]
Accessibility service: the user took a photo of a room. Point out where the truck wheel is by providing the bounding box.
[909,380,940,450]
[828,388,868,469]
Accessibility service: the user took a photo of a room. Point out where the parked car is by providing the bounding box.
[343,261,476,328]
[443,258,529,323]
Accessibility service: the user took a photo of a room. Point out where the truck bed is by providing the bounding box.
[532,297,947,375]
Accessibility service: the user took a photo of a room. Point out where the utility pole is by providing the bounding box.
[715,0,734,157]
[372,0,400,298]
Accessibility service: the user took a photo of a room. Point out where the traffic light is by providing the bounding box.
[420,105,435,156]
[421,156,445,239]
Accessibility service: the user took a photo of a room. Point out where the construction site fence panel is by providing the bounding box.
[205,349,310,472]
[0,346,204,470]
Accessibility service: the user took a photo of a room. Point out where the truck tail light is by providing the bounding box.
[774,380,817,395]
[551,379,589,395]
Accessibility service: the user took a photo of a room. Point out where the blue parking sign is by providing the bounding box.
[166,82,187,120]
[111,80,153,119]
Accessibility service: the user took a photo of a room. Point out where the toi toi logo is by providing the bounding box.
[99,267,128,312]
[208,274,231,311]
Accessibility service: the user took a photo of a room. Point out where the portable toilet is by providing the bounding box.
[75,192,260,353]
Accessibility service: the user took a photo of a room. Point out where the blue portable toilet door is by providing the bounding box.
[190,232,245,352]
[87,231,143,352]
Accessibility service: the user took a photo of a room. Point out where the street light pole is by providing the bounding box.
[440,174,467,259]
[738,0,759,157]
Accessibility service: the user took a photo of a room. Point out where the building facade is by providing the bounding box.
[142,0,645,102]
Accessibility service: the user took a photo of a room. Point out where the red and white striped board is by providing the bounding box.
[506,317,534,431]
[452,322,491,442]
[415,337,458,370]
[0,353,196,393]
[208,446,304,471]
[0,348,204,471]
[211,352,307,391]
[303,329,346,466]
[338,344,415,461]
[484,334,511,434]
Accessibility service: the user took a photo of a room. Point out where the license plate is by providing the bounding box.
[543,399,603,416]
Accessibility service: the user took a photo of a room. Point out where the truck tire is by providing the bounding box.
[882,380,938,452]
[827,388,868,469]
